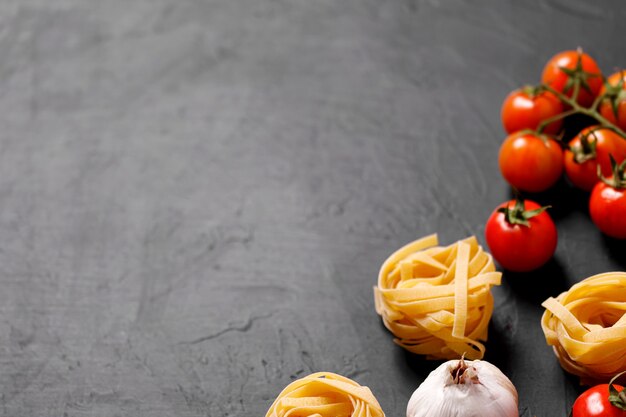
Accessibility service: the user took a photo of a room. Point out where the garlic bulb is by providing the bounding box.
[407,359,518,417]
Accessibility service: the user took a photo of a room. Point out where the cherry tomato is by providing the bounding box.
[590,181,626,239]
[572,383,626,417]
[564,127,626,191]
[599,71,626,132]
[499,132,564,192]
[541,50,603,108]
[485,198,557,272]
[501,87,563,135]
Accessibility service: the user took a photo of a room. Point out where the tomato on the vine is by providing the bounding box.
[499,132,564,193]
[541,49,603,108]
[485,197,557,272]
[589,157,626,239]
[572,372,626,417]
[564,126,626,191]
[599,71,626,132]
[501,87,563,135]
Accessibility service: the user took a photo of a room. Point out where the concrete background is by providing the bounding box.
[1,1,625,416]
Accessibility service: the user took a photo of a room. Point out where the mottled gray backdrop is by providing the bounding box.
[1,1,625,416]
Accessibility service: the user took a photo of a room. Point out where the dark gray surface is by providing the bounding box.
[1,1,625,416]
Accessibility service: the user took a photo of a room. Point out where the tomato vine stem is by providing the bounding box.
[536,108,577,134]
[540,83,626,140]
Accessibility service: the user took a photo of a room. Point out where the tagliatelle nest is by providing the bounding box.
[373,234,502,360]
[265,372,385,417]
[541,272,626,385]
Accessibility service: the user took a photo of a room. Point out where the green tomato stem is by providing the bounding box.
[571,79,581,104]
[541,84,626,140]
[536,108,577,134]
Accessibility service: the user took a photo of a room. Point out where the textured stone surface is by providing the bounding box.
[1,1,625,416]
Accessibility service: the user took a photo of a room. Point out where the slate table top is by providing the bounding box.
[2,1,626,416]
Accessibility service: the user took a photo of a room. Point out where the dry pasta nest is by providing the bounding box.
[265,372,385,417]
[374,234,501,360]
[541,272,626,384]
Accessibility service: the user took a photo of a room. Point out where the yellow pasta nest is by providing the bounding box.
[373,234,501,360]
[265,372,385,417]
[541,271,626,384]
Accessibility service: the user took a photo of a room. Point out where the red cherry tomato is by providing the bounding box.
[599,71,626,132]
[572,383,626,417]
[485,199,557,272]
[590,181,626,239]
[564,127,626,191]
[499,132,564,193]
[501,88,563,135]
[541,50,603,108]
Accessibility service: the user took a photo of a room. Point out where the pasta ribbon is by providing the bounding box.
[265,372,385,417]
[373,234,501,360]
[541,271,626,384]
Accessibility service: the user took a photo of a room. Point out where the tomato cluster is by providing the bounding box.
[499,50,626,195]
[486,49,626,272]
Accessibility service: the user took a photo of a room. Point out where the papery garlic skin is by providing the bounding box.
[407,359,519,417]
